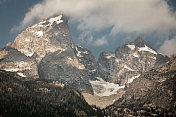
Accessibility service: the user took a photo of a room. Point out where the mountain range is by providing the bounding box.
[0,14,175,116]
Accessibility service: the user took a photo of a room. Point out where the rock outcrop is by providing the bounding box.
[0,46,38,78]
[74,46,97,80]
[12,15,74,63]
[38,49,93,94]
[0,14,171,101]
[0,15,94,94]
[105,55,176,116]
[97,37,169,85]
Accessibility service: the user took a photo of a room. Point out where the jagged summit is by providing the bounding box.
[31,14,65,29]
[1,14,94,94]
[0,13,171,104]
[97,37,169,86]
[12,14,74,63]
[133,36,146,47]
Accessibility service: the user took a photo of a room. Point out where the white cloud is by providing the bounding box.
[12,0,176,35]
[93,36,108,47]
[78,31,94,45]
[78,31,108,47]
[158,37,176,56]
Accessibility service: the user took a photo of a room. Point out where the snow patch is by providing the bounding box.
[75,47,83,57]
[4,68,19,72]
[133,53,139,58]
[32,15,63,28]
[35,31,43,36]
[90,77,125,97]
[127,44,135,50]
[32,24,37,28]
[138,45,157,54]
[67,57,73,61]
[105,54,115,59]
[90,69,96,72]
[124,65,135,71]
[153,57,156,60]
[82,51,88,54]
[48,15,63,25]
[128,74,140,83]
[106,55,113,59]
[27,52,34,57]
[52,81,64,88]
[77,51,82,57]
[17,72,26,78]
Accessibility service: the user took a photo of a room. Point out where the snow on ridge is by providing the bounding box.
[127,74,140,83]
[124,64,135,71]
[76,51,82,57]
[48,15,63,25]
[82,51,88,54]
[32,15,63,28]
[90,77,125,97]
[75,47,83,57]
[67,57,73,61]
[105,54,115,59]
[4,68,19,72]
[127,44,135,50]
[35,31,43,36]
[138,44,157,54]
[28,52,34,57]
[17,72,26,78]
[133,53,139,58]
[90,69,96,72]
[106,55,113,59]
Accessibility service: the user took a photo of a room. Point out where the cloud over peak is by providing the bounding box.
[14,0,176,34]
[11,0,176,55]
[159,37,176,55]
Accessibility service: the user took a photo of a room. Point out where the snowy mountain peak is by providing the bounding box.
[138,44,157,54]
[32,15,63,28]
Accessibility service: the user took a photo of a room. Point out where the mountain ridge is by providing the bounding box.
[0,14,176,116]
[0,14,174,110]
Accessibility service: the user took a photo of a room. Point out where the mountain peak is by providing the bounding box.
[31,14,64,28]
[133,37,146,47]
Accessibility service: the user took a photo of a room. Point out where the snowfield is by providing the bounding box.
[90,77,125,97]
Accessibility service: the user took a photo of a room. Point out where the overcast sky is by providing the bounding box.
[0,0,176,59]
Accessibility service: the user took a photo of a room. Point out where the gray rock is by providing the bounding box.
[38,49,93,94]
[0,47,38,78]
[97,37,169,85]
[74,46,97,80]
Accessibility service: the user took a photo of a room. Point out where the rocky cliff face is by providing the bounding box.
[12,15,74,63]
[38,49,93,94]
[0,14,170,98]
[74,46,97,80]
[97,37,169,86]
[0,46,38,78]
[105,55,176,116]
[0,15,94,94]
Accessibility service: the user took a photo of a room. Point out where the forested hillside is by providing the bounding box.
[0,70,103,117]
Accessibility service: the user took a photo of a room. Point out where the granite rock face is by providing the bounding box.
[0,14,170,96]
[12,15,74,63]
[74,46,97,80]
[105,55,176,116]
[0,15,94,94]
[0,46,38,78]
[38,49,93,94]
[97,37,169,85]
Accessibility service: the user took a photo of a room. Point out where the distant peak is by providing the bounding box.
[134,37,145,43]
[133,37,146,47]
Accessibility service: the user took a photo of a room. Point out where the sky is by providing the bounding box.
[0,0,176,59]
